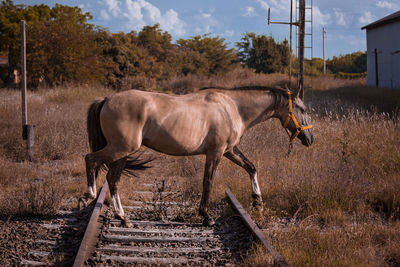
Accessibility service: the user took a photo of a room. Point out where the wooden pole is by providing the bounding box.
[20,20,34,160]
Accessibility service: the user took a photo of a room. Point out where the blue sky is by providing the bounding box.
[17,0,400,59]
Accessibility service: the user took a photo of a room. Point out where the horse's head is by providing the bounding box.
[279,91,314,147]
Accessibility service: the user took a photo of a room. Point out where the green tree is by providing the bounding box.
[177,34,238,76]
[0,0,51,67]
[136,24,179,79]
[99,30,160,89]
[0,1,106,87]
[236,33,290,74]
[26,4,103,87]
[327,51,366,74]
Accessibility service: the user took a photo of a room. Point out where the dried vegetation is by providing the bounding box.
[0,69,399,266]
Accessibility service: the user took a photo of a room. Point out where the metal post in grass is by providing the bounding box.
[20,20,34,161]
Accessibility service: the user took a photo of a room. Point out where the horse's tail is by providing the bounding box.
[87,97,152,175]
[87,97,107,153]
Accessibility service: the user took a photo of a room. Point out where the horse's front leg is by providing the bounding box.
[107,158,131,227]
[199,152,222,227]
[224,147,263,210]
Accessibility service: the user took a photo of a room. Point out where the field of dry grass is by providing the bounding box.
[1,70,399,266]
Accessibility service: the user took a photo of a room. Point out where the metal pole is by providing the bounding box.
[298,0,305,98]
[20,20,27,137]
[323,27,326,74]
[20,20,34,160]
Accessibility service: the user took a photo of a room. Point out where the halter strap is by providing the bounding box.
[282,91,313,142]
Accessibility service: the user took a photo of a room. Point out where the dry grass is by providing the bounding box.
[0,72,399,266]
[0,86,112,215]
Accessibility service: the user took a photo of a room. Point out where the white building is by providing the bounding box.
[362,11,400,88]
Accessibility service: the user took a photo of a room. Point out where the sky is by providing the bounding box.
[16,0,400,59]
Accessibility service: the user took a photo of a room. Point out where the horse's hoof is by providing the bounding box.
[252,196,264,212]
[77,197,87,210]
[202,216,215,227]
[121,219,132,228]
[84,192,96,200]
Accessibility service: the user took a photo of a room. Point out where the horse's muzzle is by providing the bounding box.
[300,130,314,147]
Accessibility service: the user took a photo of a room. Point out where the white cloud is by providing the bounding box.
[194,11,219,34]
[202,13,212,19]
[254,0,297,14]
[122,0,185,35]
[359,11,377,25]
[376,1,399,10]
[242,6,257,17]
[313,6,331,27]
[224,29,235,37]
[100,9,111,21]
[104,0,121,17]
[161,9,185,35]
[333,8,347,27]
[255,0,269,10]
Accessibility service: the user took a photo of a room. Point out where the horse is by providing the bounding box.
[82,85,314,227]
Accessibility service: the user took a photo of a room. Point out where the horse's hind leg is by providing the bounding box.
[199,151,222,227]
[84,154,100,200]
[106,157,131,227]
[80,146,130,209]
[224,147,263,209]
[78,152,103,209]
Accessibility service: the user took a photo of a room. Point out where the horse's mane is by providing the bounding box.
[199,85,289,95]
[199,85,291,108]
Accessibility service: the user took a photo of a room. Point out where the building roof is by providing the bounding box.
[362,10,400,30]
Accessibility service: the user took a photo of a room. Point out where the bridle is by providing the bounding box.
[282,91,313,145]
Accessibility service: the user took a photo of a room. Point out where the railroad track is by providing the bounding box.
[20,180,288,266]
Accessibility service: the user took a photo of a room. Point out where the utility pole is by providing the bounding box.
[268,0,310,98]
[322,27,326,74]
[268,0,298,88]
[297,0,305,99]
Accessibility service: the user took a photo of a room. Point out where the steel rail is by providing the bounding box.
[226,188,289,267]
[73,181,109,267]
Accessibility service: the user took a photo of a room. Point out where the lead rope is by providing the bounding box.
[287,142,293,158]
[285,128,294,158]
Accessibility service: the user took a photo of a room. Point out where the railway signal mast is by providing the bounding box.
[268,0,313,98]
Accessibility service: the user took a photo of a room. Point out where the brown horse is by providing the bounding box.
[82,86,314,226]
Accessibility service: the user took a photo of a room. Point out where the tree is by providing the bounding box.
[0,0,51,67]
[0,1,105,87]
[99,30,160,89]
[26,4,104,87]
[327,51,366,74]
[177,34,238,76]
[236,33,290,74]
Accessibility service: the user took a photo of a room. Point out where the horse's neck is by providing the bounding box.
[223,90,278,129]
